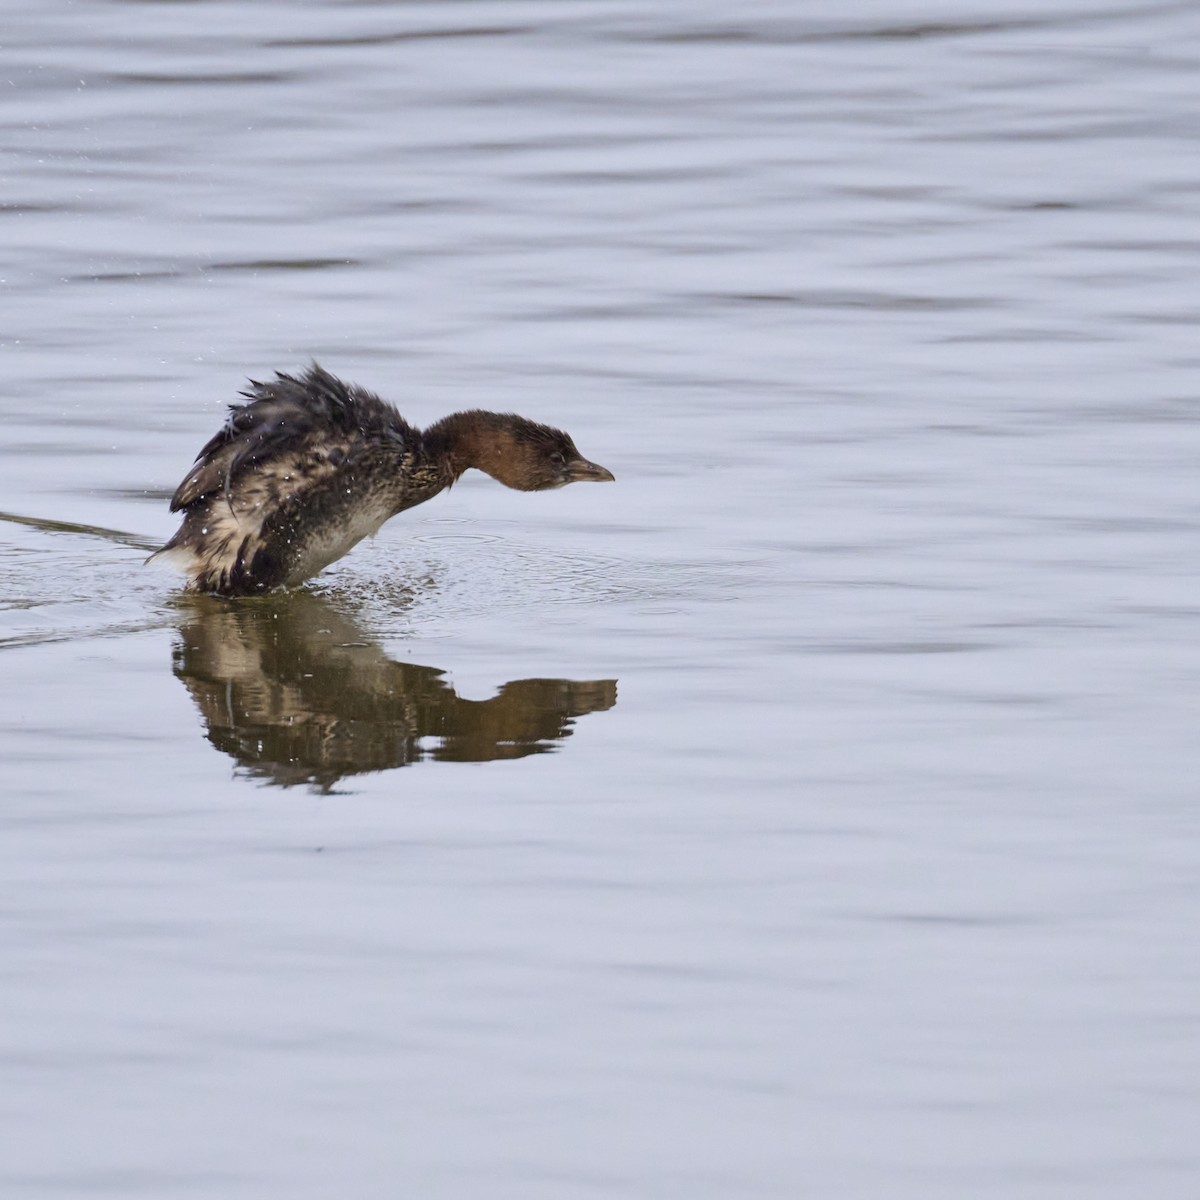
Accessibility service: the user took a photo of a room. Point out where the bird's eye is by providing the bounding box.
[550,451,565,467]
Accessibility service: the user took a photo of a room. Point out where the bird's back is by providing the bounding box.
[170,365,415,512]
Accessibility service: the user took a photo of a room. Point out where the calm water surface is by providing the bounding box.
[3,1,1199,1196]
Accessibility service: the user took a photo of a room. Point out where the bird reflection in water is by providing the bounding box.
[170,591,617,791]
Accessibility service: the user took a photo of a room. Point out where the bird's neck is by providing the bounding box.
[421,411,515,485]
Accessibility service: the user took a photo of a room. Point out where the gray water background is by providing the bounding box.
[3,1,1199,1195]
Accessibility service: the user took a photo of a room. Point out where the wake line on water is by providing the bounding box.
[0,510,173,651]
[0,509,160,554]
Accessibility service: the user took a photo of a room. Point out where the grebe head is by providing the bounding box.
[466,414,615,492]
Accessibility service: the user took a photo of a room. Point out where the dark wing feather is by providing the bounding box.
[170,364,413,512]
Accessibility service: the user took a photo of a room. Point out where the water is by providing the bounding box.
[3,1,1199,1195]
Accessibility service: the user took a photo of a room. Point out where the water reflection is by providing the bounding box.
[171,591,616,791]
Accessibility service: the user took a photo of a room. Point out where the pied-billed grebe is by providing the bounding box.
[148,364,614,596]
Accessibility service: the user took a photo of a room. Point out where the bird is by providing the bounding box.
[148,364,614,596]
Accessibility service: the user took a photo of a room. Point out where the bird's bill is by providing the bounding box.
[566,458,615,483]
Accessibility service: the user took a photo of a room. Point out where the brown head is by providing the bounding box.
[425,411,615,491]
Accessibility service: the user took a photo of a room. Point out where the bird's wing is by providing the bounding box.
[171,394,315,511]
